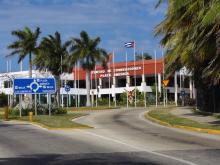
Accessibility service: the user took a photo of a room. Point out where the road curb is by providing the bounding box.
[145,111,220,135]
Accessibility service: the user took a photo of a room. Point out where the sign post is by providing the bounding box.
[181,90,185,106]
[65,85,70,108]
[162,79,170,107]
[13,78,56,116]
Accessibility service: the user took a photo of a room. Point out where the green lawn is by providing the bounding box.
[0,113,90,129]
[147,108,220,130]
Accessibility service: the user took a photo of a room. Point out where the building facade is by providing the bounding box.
[0,59,195,107]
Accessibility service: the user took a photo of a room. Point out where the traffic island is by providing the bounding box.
[0,113,91,130]
[145,107,220,135]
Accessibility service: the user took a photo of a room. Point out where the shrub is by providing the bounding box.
[9,104,67,116]
[97,98,109,106]
[8,108,19,116]
[53,107,67,114]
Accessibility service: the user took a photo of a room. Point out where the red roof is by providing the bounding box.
[72,59,163,80]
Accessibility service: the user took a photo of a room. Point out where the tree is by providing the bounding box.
[136,52,152,61]
[8,27,41,78]
[35,32,71,107]
[69,31,108,107]
[155,0,220,112]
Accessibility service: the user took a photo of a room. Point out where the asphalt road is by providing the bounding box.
[0,108,220,165]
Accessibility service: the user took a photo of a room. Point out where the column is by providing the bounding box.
[174,71,178,106]
[112,76,116,97]
[189,76,193,98]
[126,75,130,87]
[158,73,161,93]
[193,80,196,99]
[141,74,146,91]
[98,78,102,98]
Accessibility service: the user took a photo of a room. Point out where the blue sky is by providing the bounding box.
[0,0,166,72]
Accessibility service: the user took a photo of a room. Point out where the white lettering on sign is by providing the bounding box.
[115,72,129,76]
[91,66,142,75]
[100,73,111,78]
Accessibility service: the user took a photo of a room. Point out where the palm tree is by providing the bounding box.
[8,27,41,78]
[136,52,152,61]
[155,0,220,112]
[35,31,71,107]
[155,0,220,83]
[70,31,108,107]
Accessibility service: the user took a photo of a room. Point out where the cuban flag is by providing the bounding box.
[124,41,135,48]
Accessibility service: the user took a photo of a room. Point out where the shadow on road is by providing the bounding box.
[0,152,162,165]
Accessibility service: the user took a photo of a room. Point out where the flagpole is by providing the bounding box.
[95,65,98,107]
[126,51,129,108]
[91,71,93,107]
[113,51,116,107]
[108,56,111,108]
[61,55,63,107]
[154,50,158,107]
[162,49,166,107]
[142,50,146,108]
[77,61,80,107]
[134,41,136,108]
[74,62,77,107]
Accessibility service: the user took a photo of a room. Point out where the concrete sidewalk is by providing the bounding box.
[171,107,220,126]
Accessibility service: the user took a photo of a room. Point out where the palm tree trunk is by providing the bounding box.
[29,52,32,107]
[55,75,61,107]
[29,52,32,78]
[86,70,91,107]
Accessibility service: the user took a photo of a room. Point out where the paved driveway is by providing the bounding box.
[0,108,220,165]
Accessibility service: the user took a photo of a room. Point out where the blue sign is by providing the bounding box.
[13,78,56,94]
[65,85,70,92]
[181,90,185,96]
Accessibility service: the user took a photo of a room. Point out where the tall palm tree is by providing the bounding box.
[70,31,108,107]
[35,31,71,107]
[8,27,41,78]
[155,0,220,112]
[155,0,220,83]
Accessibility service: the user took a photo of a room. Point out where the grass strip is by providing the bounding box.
[147,108,220,130]
[0,113,90,129]
[67,106,119,111]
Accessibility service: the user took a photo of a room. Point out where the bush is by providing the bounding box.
[8,108,19,116]
[97,98,109,106]
[9,104,67,116]
[53,107,67,115]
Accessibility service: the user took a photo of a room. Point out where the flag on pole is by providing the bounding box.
[124,41,136,107]
[124,41,135,48]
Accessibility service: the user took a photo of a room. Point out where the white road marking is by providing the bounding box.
[77,129,197,165]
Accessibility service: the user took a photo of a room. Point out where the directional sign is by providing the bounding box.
[181,90,185,96]
[13,78,56,94]
[162,79,170,87]
[65,85,70,93]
